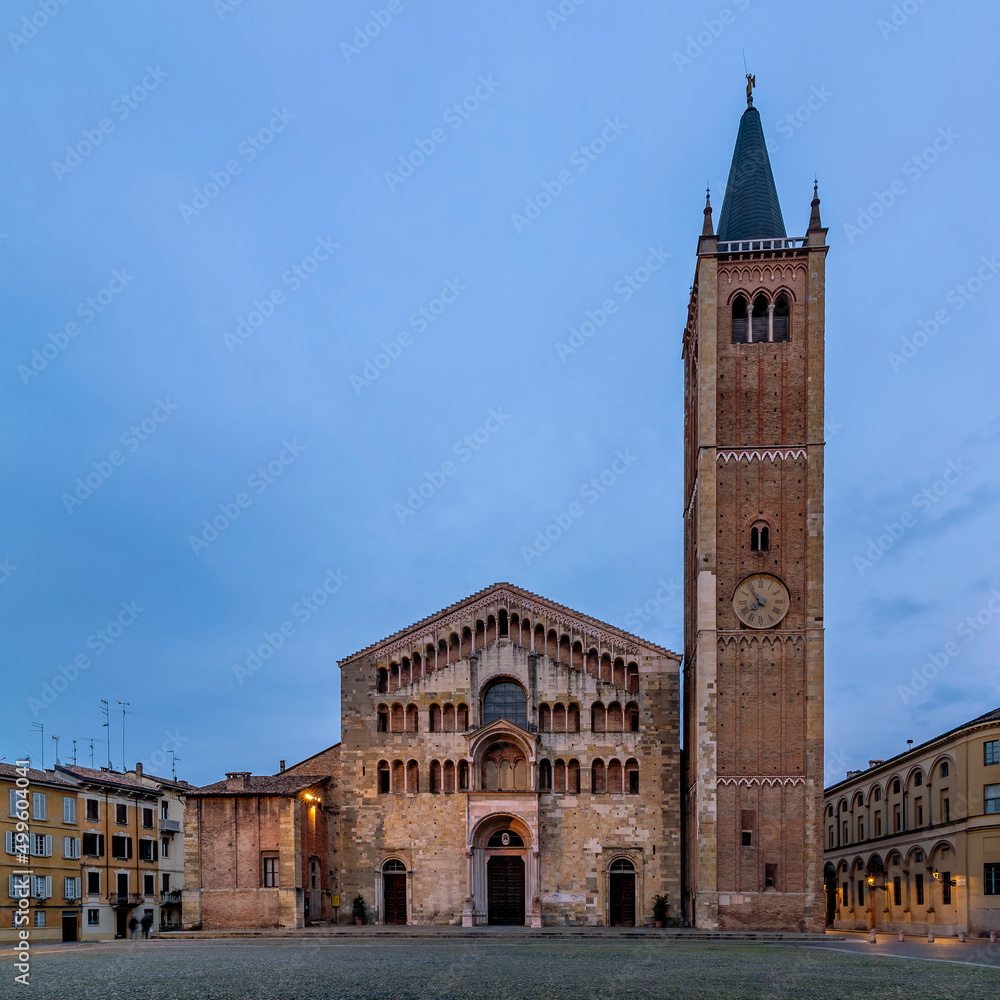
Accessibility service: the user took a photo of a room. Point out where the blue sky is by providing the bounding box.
[1,0,998,786]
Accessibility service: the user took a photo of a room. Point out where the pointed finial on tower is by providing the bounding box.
[808,177,822,230]
[702,186,714,236]
[746,73,755,108]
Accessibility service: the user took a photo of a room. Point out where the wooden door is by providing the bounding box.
[384,874,407,924]
[609,873,635,926]
[487,856,525,925]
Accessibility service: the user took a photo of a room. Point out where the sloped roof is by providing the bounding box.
[0,763,76,788]
[825,705,1000,793]
[189,773,327,797]
[717,106,786,241]
[56,764,162,796]
[338,581,678,663]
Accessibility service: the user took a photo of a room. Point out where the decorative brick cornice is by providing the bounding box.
[716,448,807,464]
[718,775,806,788]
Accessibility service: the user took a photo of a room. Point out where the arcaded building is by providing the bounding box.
[337,583,681,926]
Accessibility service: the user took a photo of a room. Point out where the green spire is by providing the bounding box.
[716,105,786,241]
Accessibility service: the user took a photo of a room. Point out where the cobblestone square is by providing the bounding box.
[12,938,1000,1000]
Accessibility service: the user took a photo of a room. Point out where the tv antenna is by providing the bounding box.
[30,722,43,769]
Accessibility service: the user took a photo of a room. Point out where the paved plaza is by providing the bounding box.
[6,935,1000,999]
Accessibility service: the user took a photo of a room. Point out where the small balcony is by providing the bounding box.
[160,890,182,905]
[161,819,181,833]
[109,893,144,907]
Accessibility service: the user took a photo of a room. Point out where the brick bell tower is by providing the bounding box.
[681,77,827,931]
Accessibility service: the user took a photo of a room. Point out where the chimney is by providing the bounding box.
[135,762,143,777]
[225,771,252,791]
[868,760,884,769]
[846,769,863,779]
[279,760,286,772]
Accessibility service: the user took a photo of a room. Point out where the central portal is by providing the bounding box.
[487,855,525,924]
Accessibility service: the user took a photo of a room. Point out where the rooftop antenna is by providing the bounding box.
[117,701,130,773]
[100,700,111,769]
[88,738,95,768]
[30,722,43,769]
[72,740,77,765]
[52,734,60,766]
[168,750,182,781]
[907,739,914,751]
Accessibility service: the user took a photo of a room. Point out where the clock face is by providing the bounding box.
[732,574,790,629]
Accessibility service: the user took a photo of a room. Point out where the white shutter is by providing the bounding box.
[64,836,73,858]
[44,834,52,857]
[33,792,46,821]
[8,874,15,898]
[45,876,52,899]
[5,831,13,854]
[8,788,16,817]
[63,797,76,823]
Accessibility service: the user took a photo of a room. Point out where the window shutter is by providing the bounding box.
[8,788,17,817]
[126,836,132,860]
[8,874,15,898]
[98,834,105,857]
[63,797,75,823]
[153,840,158,861]
[5,831,12,855]
[45,835,52,857]
[45,876,52,899]
[64,836,72,858]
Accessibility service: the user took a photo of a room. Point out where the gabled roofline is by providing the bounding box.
[338,582,678,665]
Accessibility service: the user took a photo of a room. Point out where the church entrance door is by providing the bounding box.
[487,855,525,925]
[609,872,636,926]
[384,874,407,924]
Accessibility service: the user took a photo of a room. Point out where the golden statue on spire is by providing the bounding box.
[746,73,755,107]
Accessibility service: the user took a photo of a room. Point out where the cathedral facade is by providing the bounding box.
[183,87,826,931]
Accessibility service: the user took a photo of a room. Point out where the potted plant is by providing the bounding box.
[352,894,367,926]
[652,894,669,927]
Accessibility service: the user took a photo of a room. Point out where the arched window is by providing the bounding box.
[568,704,581,733]
[554,759,566,794]
[405,704,418,733]
[390,704,404,732]
[377,668,388,694]
[600,653,612,682]
[914,771,923,787]
[940,761,949,778]
[461,627,472,659]
[607,759,623,794]
[546,629,558,659]
[539,759,552,792]
[481,742,528,791]
[458,759,469,791]
[553,704,566,733]
[591,760,606,794]
[384,858,406,873]
[486,615,497,644]
[389,663,399,691]
[750,522,770,552]
[626,663,638,693]
[429,704,441,733]
[443,703,456,732]
[377,760,390,794]
[377,704,389,733]
[448,633,459,662]
[475,620,485,650]
[559,634,571,665]
[568,759,581,793]
[892,779,901,794]
[591,702,606,732]
[613,658,625,688]
[487,830,524,848]
[586,649,599,677]
[406,759,419,793]
[731,295,749,343]
[457,704,469,731]
[873,787,881,802]
[430,760,441,794]
[609,857,634,873]
[391,760,404,794]
[625,758,639,794]
[626,702,639,733]
[443,760,455,794]
[499,609,508,638]
[539,704,551,733]
[482,681,527,728]
[773,292,790,341]
[607,702,623,732]
[751,294,768,343]
[571,641,583,669]
[400,658,411,686]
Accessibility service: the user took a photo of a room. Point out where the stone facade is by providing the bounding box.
[338,584,681,927]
